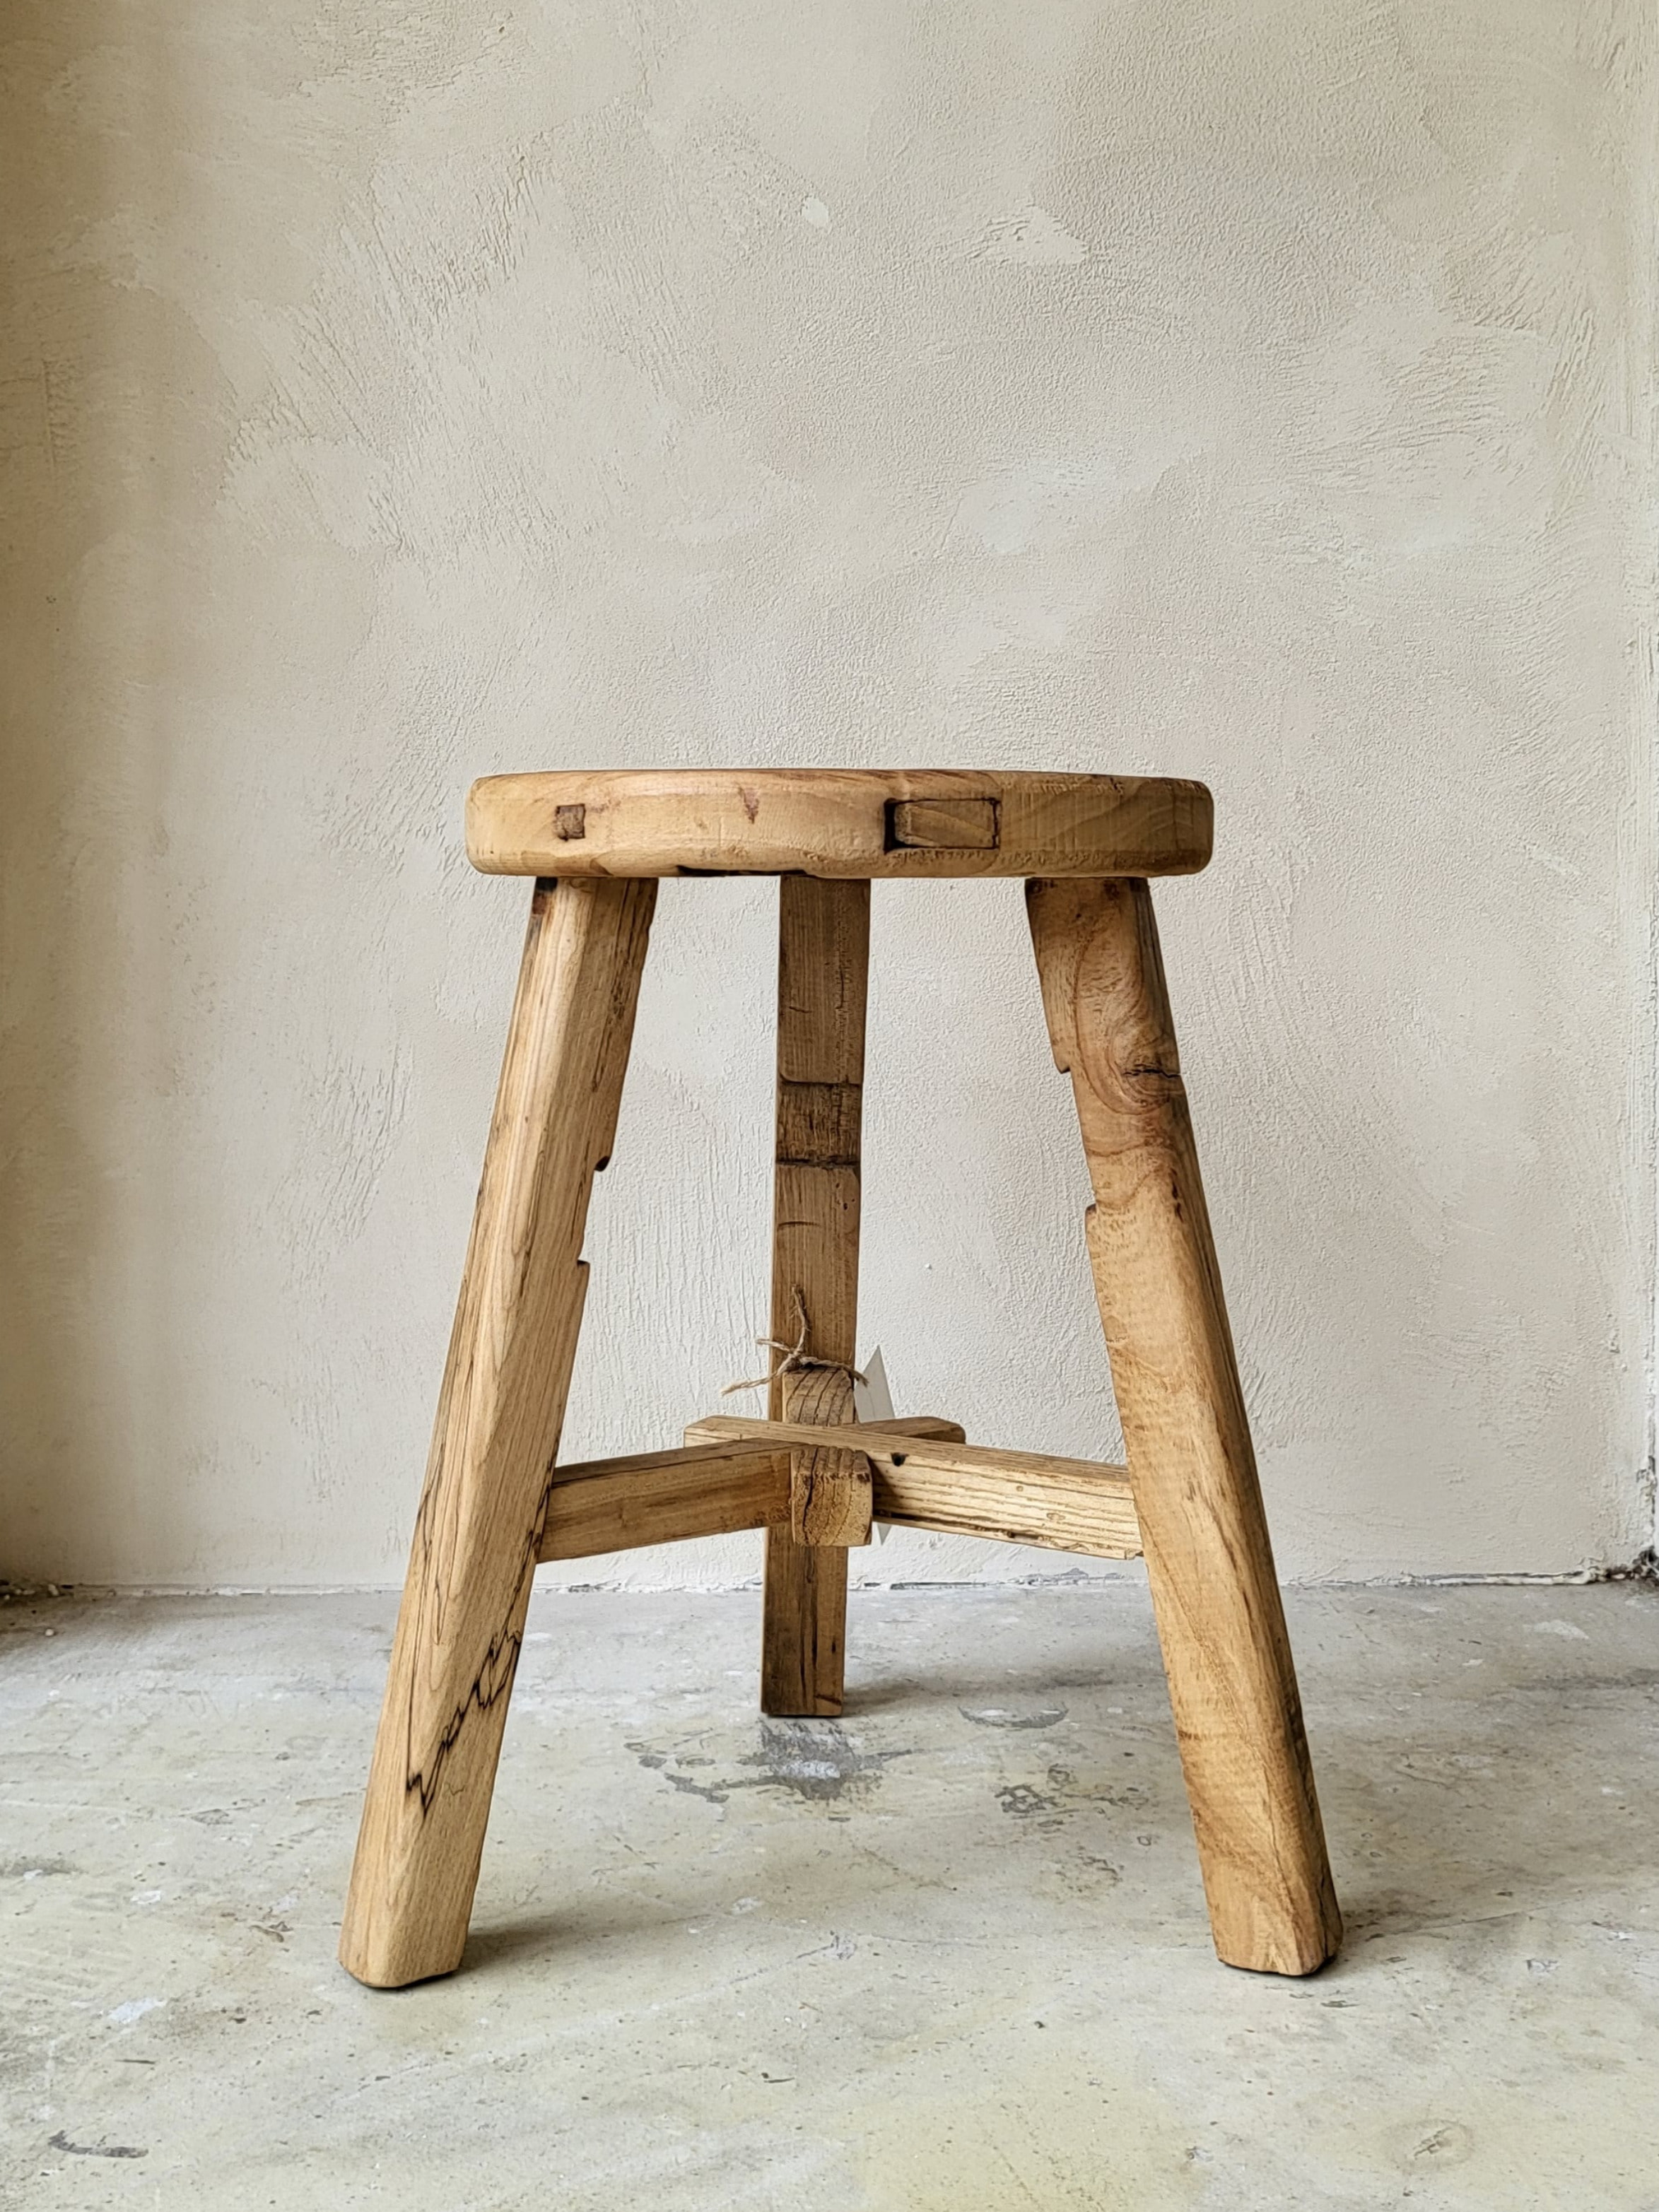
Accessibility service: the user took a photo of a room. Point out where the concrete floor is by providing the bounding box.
[1,1579,1654,2210]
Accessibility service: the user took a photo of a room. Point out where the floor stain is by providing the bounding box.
[47,2131,148,2160]
[626,1746,738,1806]
[996,1759,1153,1838]
[997,1782,1060,1819]
[741,1719,914,1803]
[1388,2118,1477,2170]
[626,1722,915,1808]
[960,1703,1068,1730]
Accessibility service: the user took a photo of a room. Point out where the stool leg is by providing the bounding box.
[340,876,657,1987]
[1027,877,1341,1976]
[760,876,869,1716]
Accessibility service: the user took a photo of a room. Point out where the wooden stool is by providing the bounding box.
[340,770,1341,1988]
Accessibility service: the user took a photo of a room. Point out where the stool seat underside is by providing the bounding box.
[467,767,1212,879]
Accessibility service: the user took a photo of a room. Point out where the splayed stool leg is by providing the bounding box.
[339,876,656,1989]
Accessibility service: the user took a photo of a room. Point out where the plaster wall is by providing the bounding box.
[1,1,1652,1588]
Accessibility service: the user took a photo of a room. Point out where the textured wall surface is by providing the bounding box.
[1,1,1653,1588]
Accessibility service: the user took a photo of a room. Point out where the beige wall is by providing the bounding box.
[2,2,1652,1589]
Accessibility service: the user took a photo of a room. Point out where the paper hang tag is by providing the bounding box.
[852,1348,894,1546]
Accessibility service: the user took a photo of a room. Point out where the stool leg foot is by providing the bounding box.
[758,878,868,1716]
[340,877,656,1988]
[761,1535,849,1717]
[1028,877,1342,1976]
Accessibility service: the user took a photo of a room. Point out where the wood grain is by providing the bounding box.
[467,769,1212,881]
[339,876,656,1989]
[539,1439,785,1558]
[782,1364,873,1547]
[689,1416,1141,1558]
[888,796,999,850]
[1027,875,1341,1977]
[761,876,870,1713]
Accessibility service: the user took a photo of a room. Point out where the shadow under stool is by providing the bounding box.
[339,769,1342,1988]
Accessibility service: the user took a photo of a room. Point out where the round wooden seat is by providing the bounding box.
[466,767,1212,880]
